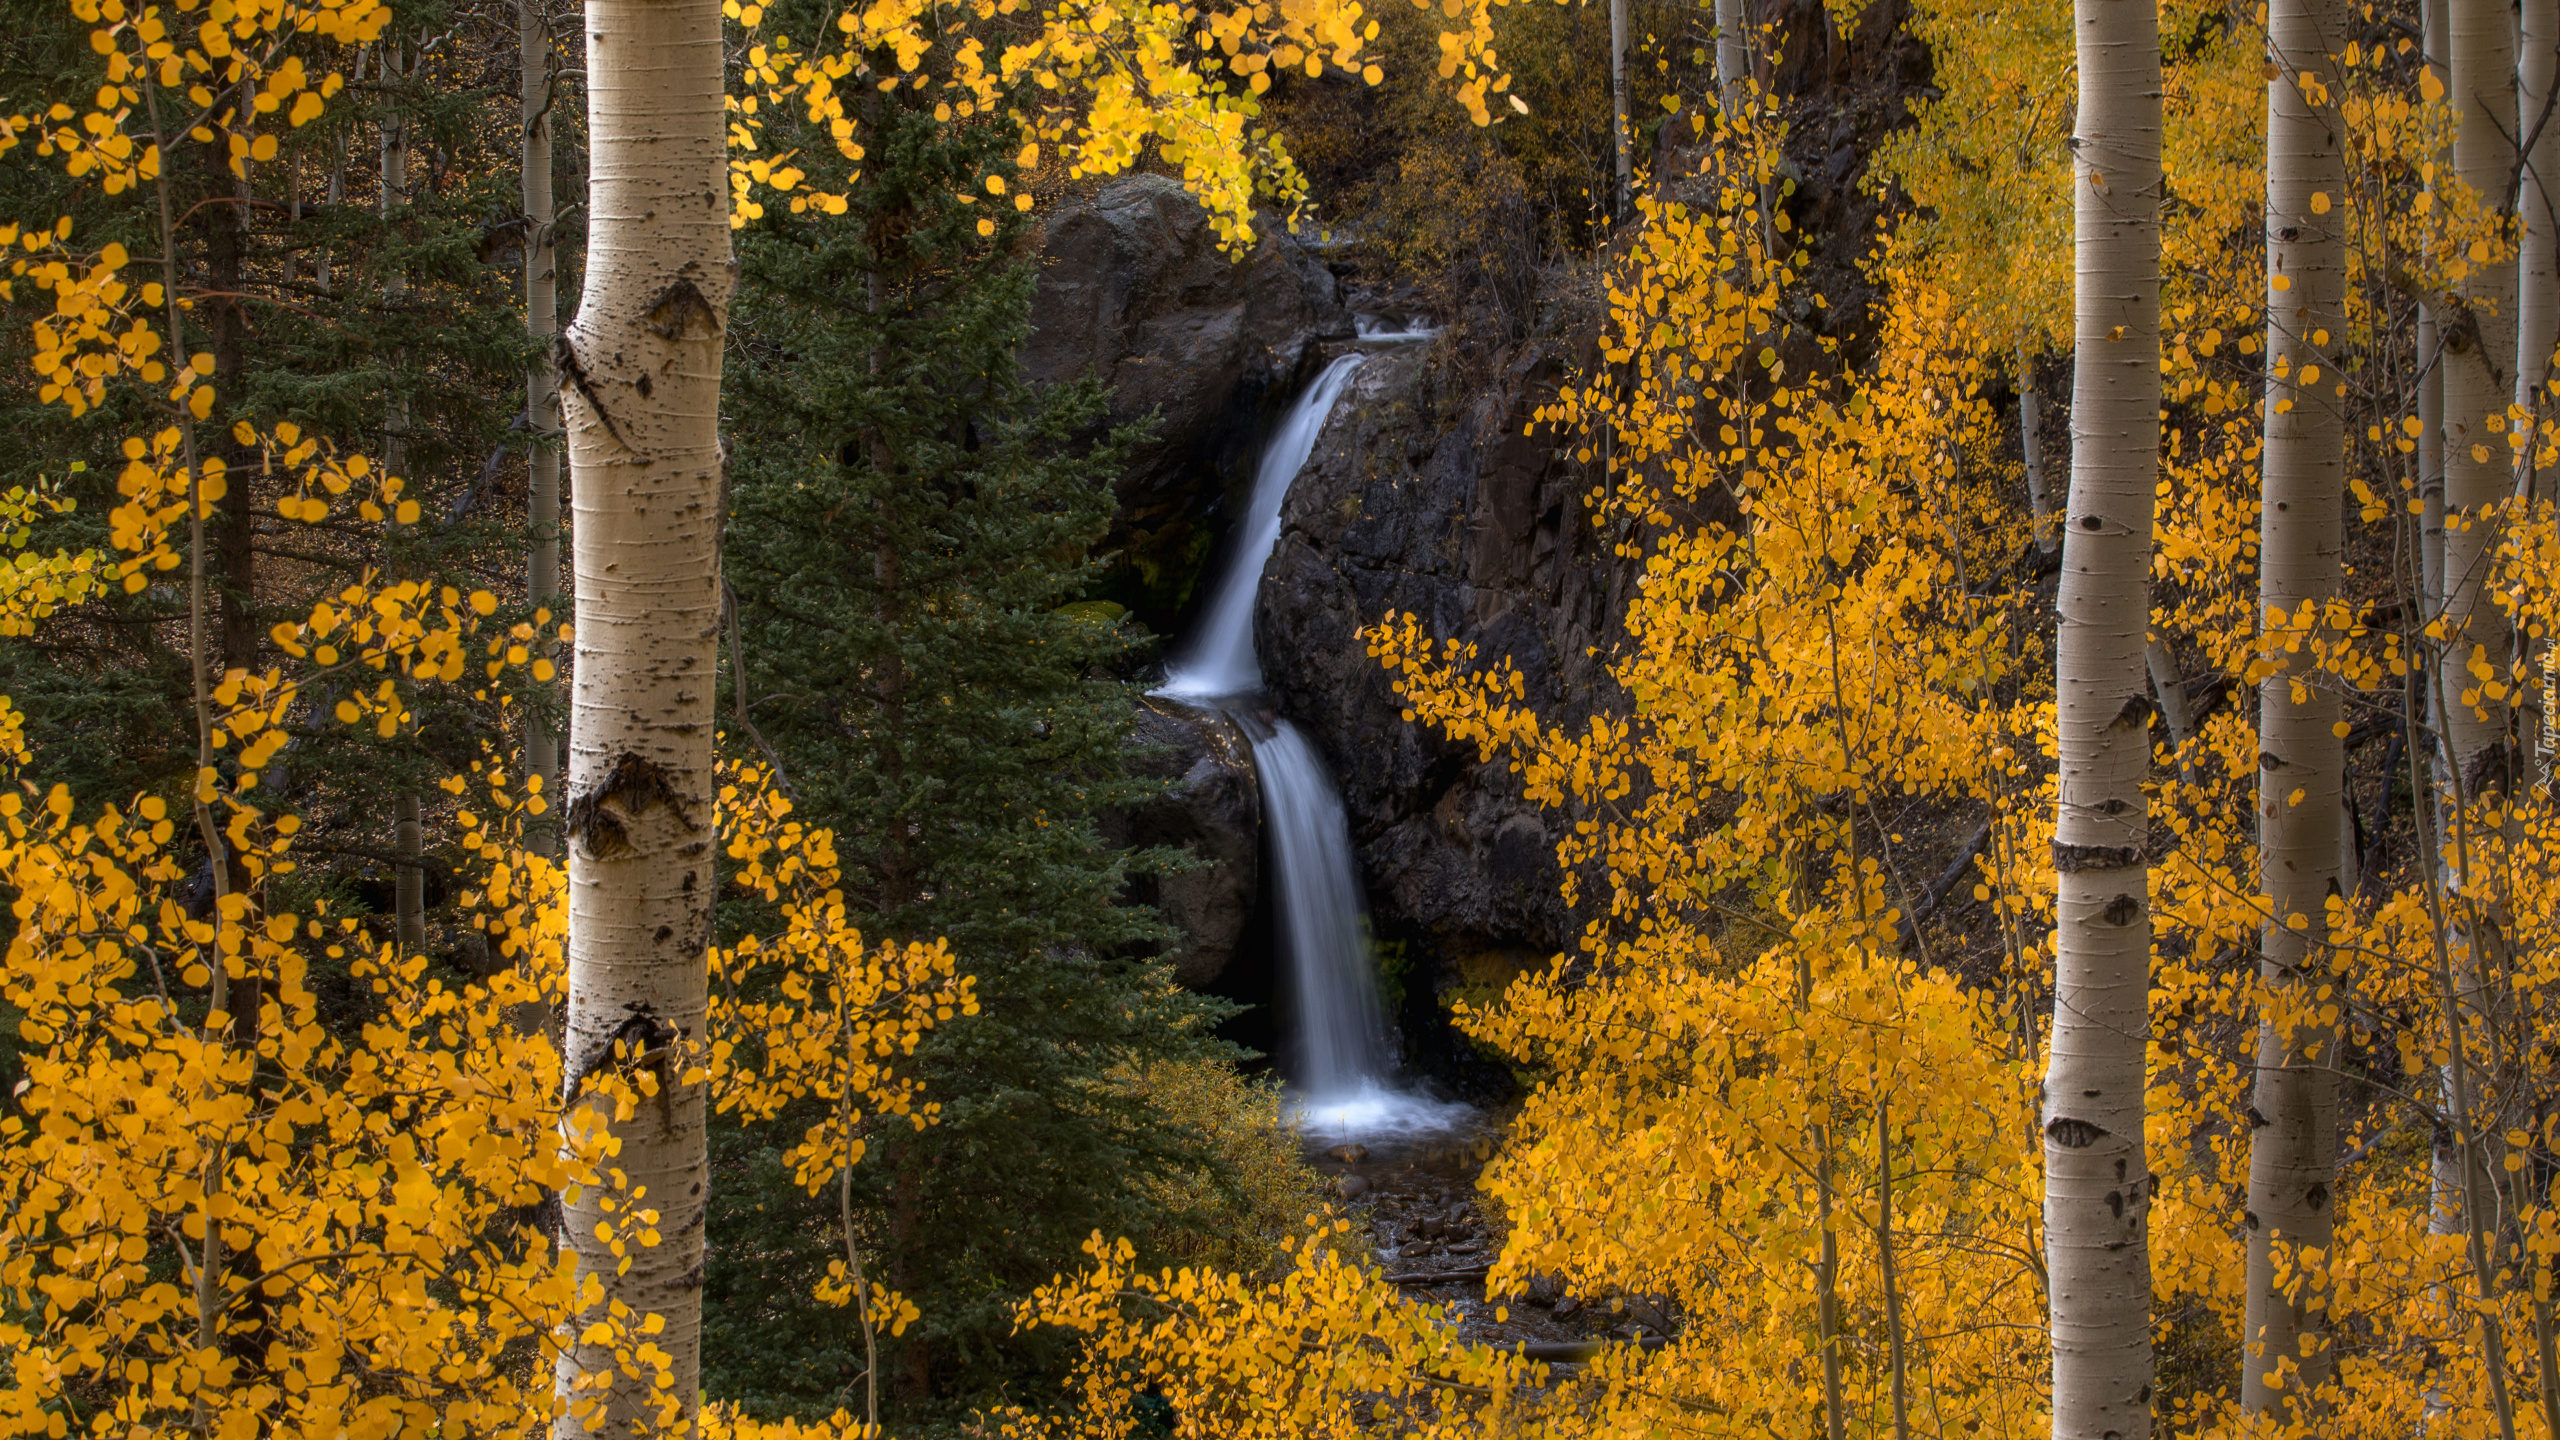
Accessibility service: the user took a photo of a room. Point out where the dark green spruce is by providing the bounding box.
[709,65,1241,1422]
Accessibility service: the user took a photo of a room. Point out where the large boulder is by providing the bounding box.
[1109,700,1261,988]
[1028,176,1350,623]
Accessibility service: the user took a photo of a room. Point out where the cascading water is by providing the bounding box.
[1155,349,1465,1138]
[1158,353,1366,701]
[1352,314,1442,344]
[1250,716,1389,1091]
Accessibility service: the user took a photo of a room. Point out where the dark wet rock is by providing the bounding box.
[1105,700,1261,987]
[1255,340,1624,971]
[1028,177,1350,623]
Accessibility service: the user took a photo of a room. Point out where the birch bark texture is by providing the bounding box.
[2240,0,2345,1409]
[522,0,562,829]
[2044,1,2159,1435]
[548,0,731,1426]
[2439,0,2516,794]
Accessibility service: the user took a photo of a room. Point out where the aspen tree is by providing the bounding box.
[2439,0,2517,792]
[524,0,563,841]
[1714,0,1746,113]
[2519,0,2557,508]
[2021,344,2058,556]
[1610,0,1631,212]
[2514,0,2555,781]
[2044,1,2159,1435]
[2241,0,2345,1410]
[548,0,732,1425]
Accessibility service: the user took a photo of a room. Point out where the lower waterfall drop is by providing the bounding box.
[1154,349,1466,1140]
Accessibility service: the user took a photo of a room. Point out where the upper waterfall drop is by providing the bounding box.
[1157,353,1366,700]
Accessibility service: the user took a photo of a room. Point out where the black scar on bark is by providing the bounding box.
[2046,1117,2107,1148]
[568,752,682,859]
[645,275,721,341]
[552,335,632,451]
[2102,893,2142,925]
[2108,691,2155,730]
[2054,841,2145,871]
[564,1003,679,1100]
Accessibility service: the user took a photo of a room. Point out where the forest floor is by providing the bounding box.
[1310,1115,1675,1369]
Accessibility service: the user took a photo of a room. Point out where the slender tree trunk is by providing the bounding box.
[2513,0,2556,785]
[2441,0,2517,791]
[1715,0,1747,114]
[2240,0,2346,1412]
[1813,1124,1845,1440]
[2517,0,2556,507]
[549,0,731,1425]
[372,42,429,954]
[2021,343,2059,557]
[2145,637,2193,782]
[523,0,563,840]
[1609,0,1631,212]
[1879,1095,1911,1440]
[207,190,257,679]
[2425,0,2520,1332]
[2045,3,2159,1436]
[2421,311,2447,623]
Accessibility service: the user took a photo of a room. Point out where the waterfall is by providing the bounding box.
[1251,717,1390,1091]
[1157,353,1366,701]
[1152,349,1466,1138]
[1352,314,1442,344]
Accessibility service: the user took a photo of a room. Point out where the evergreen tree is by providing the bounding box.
[0,1,553,917]
[710,67,1238,1418]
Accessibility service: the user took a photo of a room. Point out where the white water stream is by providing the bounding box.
[1158,354,1367,702]
[1155,349,1467,1139]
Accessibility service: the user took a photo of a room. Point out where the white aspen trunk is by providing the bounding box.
[2441,0,2517,793]
[2045,3,2159,1436]
[2429,0,2519,1315]
[2145,636,2193,782]
[2241,0,2346,1411]
[548,0,730,1426]
[2022,343,2059,556]
[318,117,344,296]
[523,0,563,835]
[2418,10,2469,1355]
[2518,0,2557,499]
[1609,0,1631,210]
[1715,0,1747,113]
[2422,310,2448,619]
[2513,0,2555,785]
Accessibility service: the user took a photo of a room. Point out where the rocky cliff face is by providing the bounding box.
[1257,339,1618,974]
[1034,178,1623,1063]
[1105,702,1260,990]
[1027,176,1351,627]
